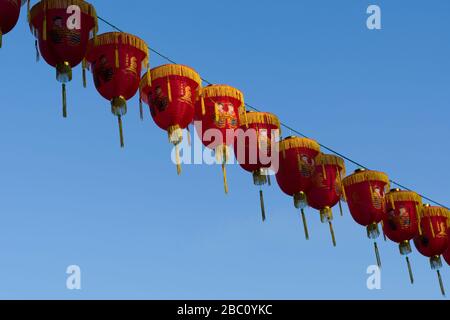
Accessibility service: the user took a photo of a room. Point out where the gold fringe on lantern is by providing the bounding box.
[278,136,321,154]
[201,85,244,104]
[150,64,202,86]
[29,0,98,36]
[168,125,183,146]
[386,190,423,205]
[90,32,149,68]
[342,169,390,189]
[315,154,346,176]
[245,111,281,129]
[420,206,450,220]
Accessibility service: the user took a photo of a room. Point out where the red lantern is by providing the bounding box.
[275,136,321,240]
[234,111,281,221]
[342,169,389,267]
[194,84,246,194]
[30,0,98,117]
[414,205,450,296]
[86,32,149,147]
[383,189,422,284]
[140,64,202,174]
[0,0,25,48]
[306,154,346,247]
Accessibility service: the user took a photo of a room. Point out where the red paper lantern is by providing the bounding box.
[383,189,422,284]
[342,169,389,267]
[194,84,246,194]
[0,0,25,48]
[86,32,149,147]
[140,64,202,174]
[275,136,321,240]
[414,205,450,296]
[306,154,346,247]
[234,111,281,221]
[30,0,97,117]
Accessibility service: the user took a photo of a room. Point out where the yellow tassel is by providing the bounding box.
[301,209,309,240]
[27,0,30,22]
[175,144,181,175]
[62,83,67,118]
[322,164,327,180]
[43,11,47,41]
[214,103,219,122]
[115,45,119,68]
[167,77,172,103]
[338,200,343,216]
[430,219,436,238]
[222,163,228,194]
[82,58,87,88]
[201,96,206,115]
[186,126,191,147]
[416,204,422,235]
[381,220,387,241]
[260,190,266,222]
[242,103,248,128]
[146,65,152,87]
[329,221,336,247]
[118,115,124,148]
[139,97,144,121]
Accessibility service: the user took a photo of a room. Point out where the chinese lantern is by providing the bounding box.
[234,111,281,221]
[0,0,26,48]
[413,205,450,296]
[306,154,346,247]
[29,0,98,117]
[383,189,422,284]
[275,136,321,240]
[342,169,389,267]
[86,32,149,147]
[140,64,202,174]
[194,84,246,194]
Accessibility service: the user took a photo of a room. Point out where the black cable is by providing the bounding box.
[96,15,449,209]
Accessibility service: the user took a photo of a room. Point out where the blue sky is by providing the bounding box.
[0,0,449,299]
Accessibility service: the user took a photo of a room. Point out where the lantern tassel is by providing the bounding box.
[259,190,266,222]
[222,163,228,194]
[118,115,124,148]
[381,220,387,241]
[186,126,191,147]
[139,98,144,121]
[338,200,343,217]
[27,0,31,22]
[437,270,446,296]
[300,209,309,240]
[406,256,414,284]
[62,83,67,118]
[374,241,382,268]
[82,59,87,88]
[167,78,172,103]
[35,40,40,62]
[267,172,271,186]
[201,96,206,115]
[328,221,336,247]
[0,29,2,49]
[175,144,181,175]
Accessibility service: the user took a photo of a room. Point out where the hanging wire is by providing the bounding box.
[96,16,449,210]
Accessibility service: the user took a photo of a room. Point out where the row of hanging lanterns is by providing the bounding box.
[2,0,450,297]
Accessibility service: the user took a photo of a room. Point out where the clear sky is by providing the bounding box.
[0,0,449,299]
